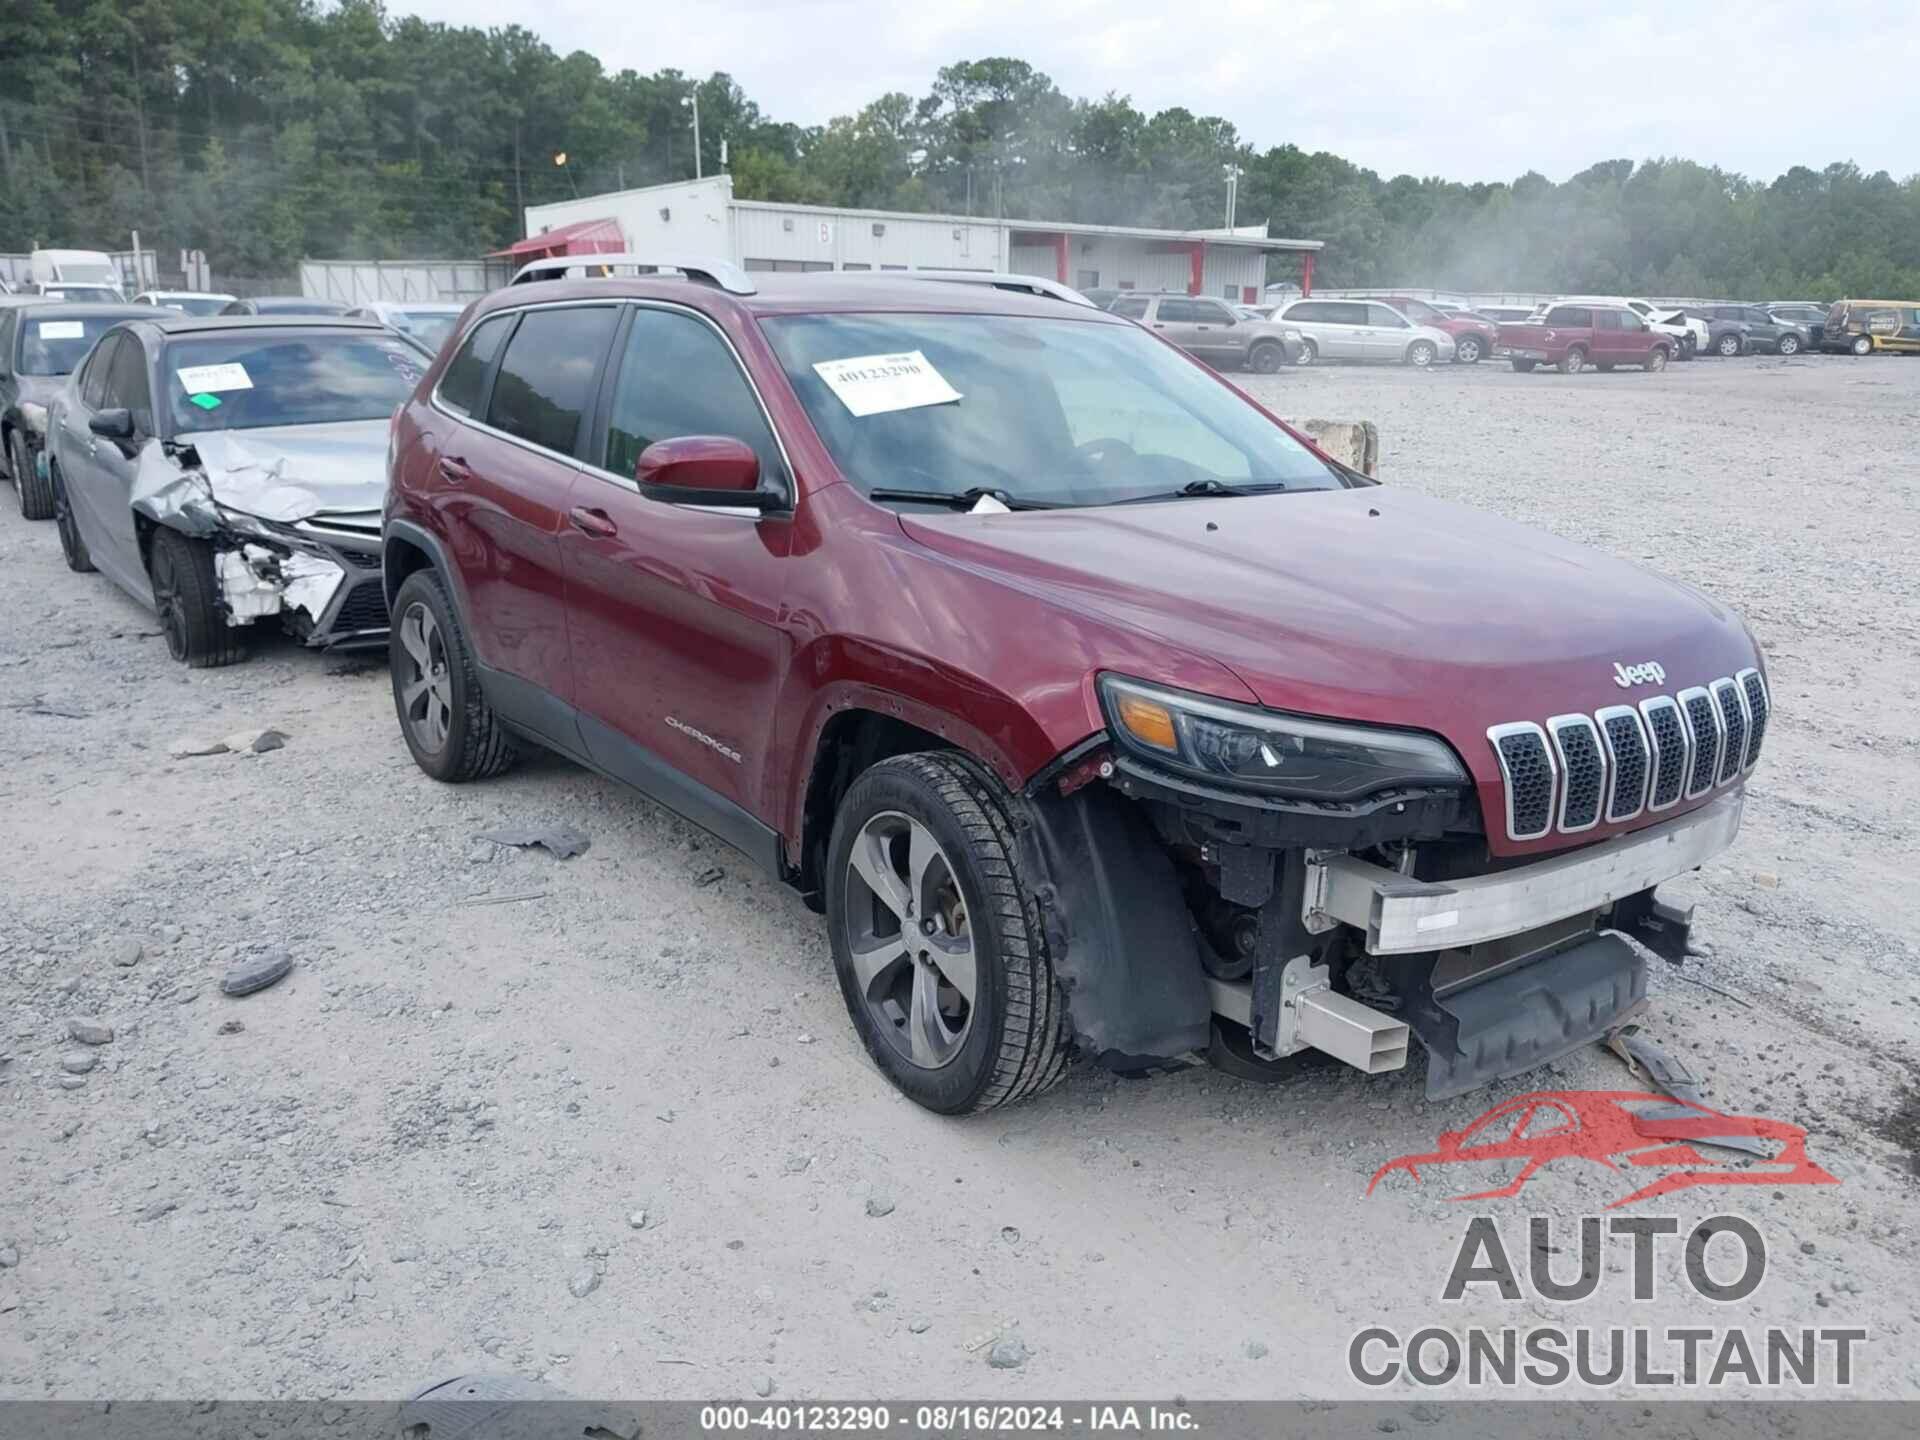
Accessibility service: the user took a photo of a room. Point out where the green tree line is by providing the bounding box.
[4,0,1918,297]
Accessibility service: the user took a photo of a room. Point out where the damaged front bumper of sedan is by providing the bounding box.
[131,433,390,649]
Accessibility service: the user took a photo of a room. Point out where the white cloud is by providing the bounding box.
[393,0,1920,182]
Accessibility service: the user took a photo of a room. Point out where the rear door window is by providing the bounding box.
[1365,303,1407,328]
[1156,299,1198,324]
[1327,303,1369,326]
[598,307,785,487]
[1594,310,1621,330]
[1110,296,1150,320]
[438,313,513,417]
[483,305,620,456]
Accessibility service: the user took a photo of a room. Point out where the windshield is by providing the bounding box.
[162,331,425,434]
[762,313,1345,507]
[53,262,118,284]
[17,314,129,375]
[164,296,231,316]
[45,285,122,303]
[394,310,459,350]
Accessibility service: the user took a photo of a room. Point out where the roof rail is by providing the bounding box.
[827,270,1098,308]
[508,253,757,295]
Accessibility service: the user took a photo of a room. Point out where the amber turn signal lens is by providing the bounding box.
[1115,693,1178,752]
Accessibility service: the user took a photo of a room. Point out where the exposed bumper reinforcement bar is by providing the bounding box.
[1303,792,1743,955]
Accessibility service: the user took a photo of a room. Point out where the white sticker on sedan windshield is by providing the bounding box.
[37,321,85,340]
[175,362,253,394]
[812,350,961,417]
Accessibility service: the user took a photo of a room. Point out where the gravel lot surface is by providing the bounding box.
[2,351,1917,1404]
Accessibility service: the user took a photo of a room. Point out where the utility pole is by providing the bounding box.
[1224,164,1241,229]
[689,91,702,179]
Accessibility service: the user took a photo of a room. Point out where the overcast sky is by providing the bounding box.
[393,0,1917,184]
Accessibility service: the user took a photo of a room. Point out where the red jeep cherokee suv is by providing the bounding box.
[383,258,1768,1114]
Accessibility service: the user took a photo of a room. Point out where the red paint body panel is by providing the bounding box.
[387,274,1760,871]
[1498,318,1667,367]
[1370,295,1497,349]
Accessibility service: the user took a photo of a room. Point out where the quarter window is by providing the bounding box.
[439,313,513,418]
[483,306,620,455]
[601,307,785,487]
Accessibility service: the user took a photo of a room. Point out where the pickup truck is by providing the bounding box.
[1500,303,1673,374]
[384,258,1765,1114]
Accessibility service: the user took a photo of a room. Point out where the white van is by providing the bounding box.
[28,249,124,300]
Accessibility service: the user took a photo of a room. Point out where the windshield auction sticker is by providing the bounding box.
[175,362,253,394]
[37,320,86,340]
[813,350,962,417]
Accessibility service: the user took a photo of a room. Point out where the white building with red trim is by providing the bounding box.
[512,176,1322,301]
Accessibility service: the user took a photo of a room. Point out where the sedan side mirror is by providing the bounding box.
[637,435,785,511]
[89,408,136,440]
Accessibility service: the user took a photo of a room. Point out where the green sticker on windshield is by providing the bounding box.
[188,392,222,410]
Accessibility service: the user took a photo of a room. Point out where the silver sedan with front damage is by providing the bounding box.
[44,315,425,667]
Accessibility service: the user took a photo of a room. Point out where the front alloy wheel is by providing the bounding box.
[1717,333,1742,356]
[1453,335,1483,364]
[397,602,454,755]
[1777,333,1801,355]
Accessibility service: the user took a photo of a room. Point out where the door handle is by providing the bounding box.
[437,455,472,485]
[568,505,618,538]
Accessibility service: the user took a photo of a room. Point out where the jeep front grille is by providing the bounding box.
[1487,672,1766,842]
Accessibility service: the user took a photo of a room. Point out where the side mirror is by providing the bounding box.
[89,408,136,440]
[636,435,784,510]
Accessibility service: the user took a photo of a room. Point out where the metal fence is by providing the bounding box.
[298,258,509,304]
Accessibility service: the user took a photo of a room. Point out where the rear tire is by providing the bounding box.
[1295,338,1317,367]
[149,527,246,668]
[51,460,94,572]
[13,431,54,520]
[1248,341,1283,373]
[1452,334,1484,364]
[1406,340,1437,368]
[1850,334,1873,356]
[390,568,518,783]
[826,752,1070,1115]
[1558,347,1586,374]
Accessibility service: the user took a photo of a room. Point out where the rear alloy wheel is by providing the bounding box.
[1294,339,1317,367]
[1776,333,1801,356]
[13,431,55,520]
[1558,347,1586,375]
[1248,341,1284,373]
[1851,335,1873,356]
[1717,333,1743,357]
[1453,334,1484,364]
[827,752,1068,1114]
[389,569,517,782]
[149,527,246,668]
[1646,346,1670,372]
[51,461,94,572]
[1406,340,1437,368]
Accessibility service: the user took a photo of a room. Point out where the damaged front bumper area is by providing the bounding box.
[207,513,389,649]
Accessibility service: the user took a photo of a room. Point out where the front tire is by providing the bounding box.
[826,752,1069,1115]
[1777,333,1801,356]
[13,431,54,520]
[1248,341,1284,373]
[1850,334,1873,356]
[1452,334,1484,364]
[1717,333,1743,357]
[149,528,246,668]
[390,568,517,783]
[1646,346,1669,372]
[51,461,94,572]
[1406,340,1437,368]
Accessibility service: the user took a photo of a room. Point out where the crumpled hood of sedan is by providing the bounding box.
[131,419,389,532]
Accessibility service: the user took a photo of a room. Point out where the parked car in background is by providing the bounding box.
[29,248,124,298]
[1108,292,1304,371]
[1271,298,1455,367]
[0,300,148,518]
[1530,296,1701,358]
[1499,303,1673,374]
[133,290,238,316]
[218,295,354,317]
[44,315,426,665]
[1693,303,1808,355]
[1822,299,1920,355]
[344,300,465,356]
[1766,302,1828,349]
[1359,294,1499,363]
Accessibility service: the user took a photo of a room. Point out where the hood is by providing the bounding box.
[899,487,1758,835]
[175,419,389,522]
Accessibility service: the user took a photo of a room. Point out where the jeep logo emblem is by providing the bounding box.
[1612,660,1667,688]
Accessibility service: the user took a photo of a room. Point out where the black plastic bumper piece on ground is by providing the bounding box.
[1402,931,1648,1100]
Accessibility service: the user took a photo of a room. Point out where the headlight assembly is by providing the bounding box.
[1098,674,1468,803]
